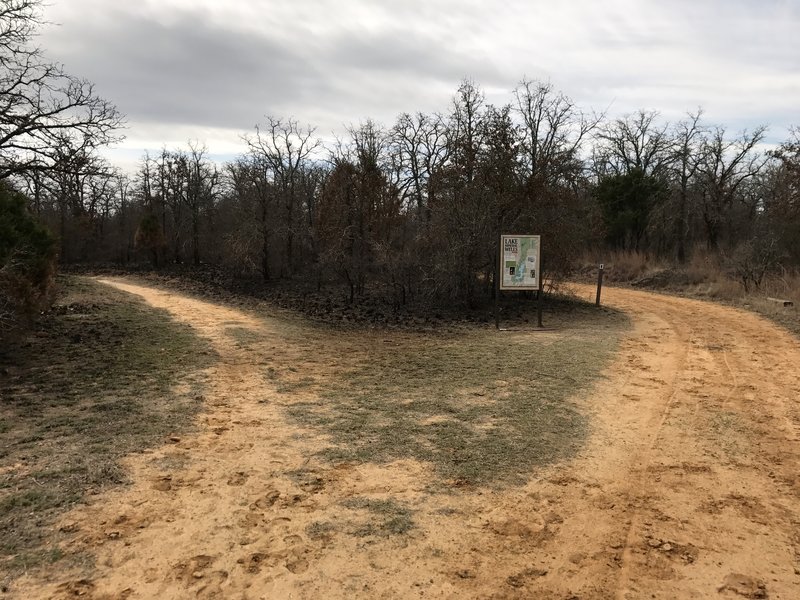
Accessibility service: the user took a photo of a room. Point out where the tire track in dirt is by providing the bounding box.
[11,279,800,599]
[612,312,694,600]
[574,285,800,600]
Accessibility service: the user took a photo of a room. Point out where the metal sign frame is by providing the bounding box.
[499,234,541,291]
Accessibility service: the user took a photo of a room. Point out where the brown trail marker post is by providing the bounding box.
[596,264,604,306]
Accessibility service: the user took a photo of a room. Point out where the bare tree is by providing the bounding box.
[698,126,767,249]
[0,0,123,179]
[184,141,218,265]
[513,78,599,186]
[594,110,673,178]
[669,110,706,262]
[227,154,276,279]
[244,117,319,276]
[390,111,448,220]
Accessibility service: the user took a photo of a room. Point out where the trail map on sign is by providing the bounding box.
[500,235,541,290]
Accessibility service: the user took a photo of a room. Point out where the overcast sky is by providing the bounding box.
[41,0,799,171]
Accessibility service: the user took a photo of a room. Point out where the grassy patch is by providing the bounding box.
[0,276,215,579]
[288,299,628,486]
[342,497,415,537]
[306,497,415,539]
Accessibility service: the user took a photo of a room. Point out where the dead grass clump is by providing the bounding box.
[580,250,669,283]
[761,269,800,303]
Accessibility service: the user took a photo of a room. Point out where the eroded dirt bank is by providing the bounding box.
[12,280,800,599]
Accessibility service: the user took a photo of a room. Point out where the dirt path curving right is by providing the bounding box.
[14,279,800,599]
[565,284,800,599]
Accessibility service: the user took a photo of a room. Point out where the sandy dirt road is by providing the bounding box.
[14,279,800,599]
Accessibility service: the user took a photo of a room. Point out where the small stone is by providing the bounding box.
[648,539,662,548]
[662,543,672,552]
[192,571,204,579]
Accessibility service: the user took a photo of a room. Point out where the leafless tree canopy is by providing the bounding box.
[0,0,123,180]
[2,2,797,309]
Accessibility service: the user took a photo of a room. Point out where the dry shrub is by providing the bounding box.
[685,250,722,285]
[703,278,745,301]
[760,269,800,302]
[587,250,667,282]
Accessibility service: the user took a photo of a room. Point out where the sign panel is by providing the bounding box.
[500,235,541,290]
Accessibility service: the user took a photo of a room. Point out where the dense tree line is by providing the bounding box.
[13,80,800,307]
[2,1,799,320]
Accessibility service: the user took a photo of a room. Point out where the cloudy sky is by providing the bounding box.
[41,0,799,170]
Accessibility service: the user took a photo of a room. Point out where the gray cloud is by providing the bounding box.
[43,3,507,138]
[39,0,800,157]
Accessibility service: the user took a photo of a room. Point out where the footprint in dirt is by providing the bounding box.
[236,552,270,574]
[250,490,281,509]
[227,471,249,486]
[238,510,264,528]
[173,555,229,598]
[285,556,309,574]
[53,579,95,599]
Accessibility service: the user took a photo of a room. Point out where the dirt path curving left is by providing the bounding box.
[11,278,800,600]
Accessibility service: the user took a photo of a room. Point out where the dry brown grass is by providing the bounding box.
[579,249,800,336]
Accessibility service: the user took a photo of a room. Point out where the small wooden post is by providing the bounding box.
[536,257,544,328]
[595,264,604,306]
[536,287,543,328]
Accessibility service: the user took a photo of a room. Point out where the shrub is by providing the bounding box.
[725,236,782,293]
[134,213,166,267]
[0,183,58,332]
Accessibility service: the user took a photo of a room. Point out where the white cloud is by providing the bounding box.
[40,0,800,163]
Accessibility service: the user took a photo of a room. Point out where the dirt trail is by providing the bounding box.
[14,279,800,599]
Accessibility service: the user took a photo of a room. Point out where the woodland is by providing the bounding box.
[2,0,799,331]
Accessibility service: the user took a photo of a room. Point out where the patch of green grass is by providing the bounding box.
[0,275,215,579]
[341,497,415,537]
[306,520,337,540]
[305,496,415,541]
[288,299,629,486]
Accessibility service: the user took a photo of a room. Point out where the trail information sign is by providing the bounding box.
[500,234,541,290]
